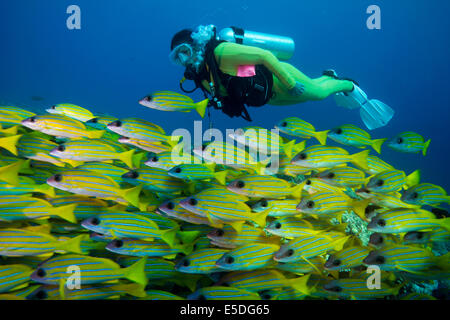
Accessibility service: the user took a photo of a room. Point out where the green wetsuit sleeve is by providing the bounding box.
[214,42,297,90]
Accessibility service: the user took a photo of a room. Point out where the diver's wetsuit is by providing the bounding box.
[205,42,354,106]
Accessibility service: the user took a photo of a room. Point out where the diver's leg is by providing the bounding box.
[268,63,354,105]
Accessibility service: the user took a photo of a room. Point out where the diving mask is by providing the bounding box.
[169,43,193,67]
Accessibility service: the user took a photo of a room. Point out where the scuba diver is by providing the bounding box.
[169,25,394,130]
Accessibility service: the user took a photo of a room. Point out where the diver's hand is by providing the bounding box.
[288,81,305,96]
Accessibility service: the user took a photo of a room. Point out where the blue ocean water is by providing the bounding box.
[1,0,449,193]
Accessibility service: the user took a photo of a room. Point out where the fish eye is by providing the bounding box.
[298,153,307,160]
[236,180,245,188]
[57,145,65,152]
[89,118,98,123]
[188,198,198,206]
[261,292,272,300]
[166,202,175,210]
[281,121,287,127]
[335,128,343,135]
[113,240,124,248]
[128,171,139,179]
[53,174,62,182]
[376,180,384,187]
[365,205,378,214]
[36,268,46,278]
[110,120,122,127]
[29,116,36,123]
[201,144,207,151]
[174,167,182,173]
[332,259,341,266]
[370,233,383,245]
[145,95,152,102]
[377,219,386,227]
[51,105,56,110]
[225,256,235,264]
[327,172,335,179]
[34,289,48,300]
[261,200,268,207]
[274,222,282,229]
[197,294,206,301]
[286,249,294,257]
[91,217,100,226]
[216,229,224,237]
[150,156,158,162]
[416,232,424,239]
[411,192,419,199]
[397,137,403,144]
[328,285,342,292]
[182,259,190,267]
[306,200,315,209]
[375,255,385,264]
[305,179,311,185]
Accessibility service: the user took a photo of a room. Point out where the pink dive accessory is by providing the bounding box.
[237,65,256,77]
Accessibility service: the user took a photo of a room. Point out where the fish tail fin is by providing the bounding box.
[195,99,209,118]
[0,125,19,136]
[292,140,306,155]
[61,159,84,168]
[0,134,22,155]
[214,170,228,185]
[58,234,85,254]
[131,152,146,169]
[178,275,200,292]
[406,169,421,188]
[160,227,179,248]
[229,220,245,233]
[332,236,351,252]
[282,140,296,159]
[118,149,135,168]
[255,158,272,175]
[445,196,450,204]
[371,138,387,154]
[350,150,370,170]
[252,208,270,228]
[423,139,431,156]
[120,184,143,208]
[436,218,450,232]
[289,274,311,295]
[122,257,148,287]
[0,160,23,185]
[88,130,105,139]
[49,204,77,223]
[19,159,34,174]
[177,231,201,245]
[434,252,450,270]
[352,199,371,221]
[314,130,329,145]
[111,283,147,298]
[180,242,195,255]
[35,184,56,197]
[290,182,305,199]
[166,135,182,148]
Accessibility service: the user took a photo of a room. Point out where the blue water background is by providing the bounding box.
[1,0,449,193]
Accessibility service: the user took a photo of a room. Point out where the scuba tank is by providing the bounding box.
[217,26,295,61]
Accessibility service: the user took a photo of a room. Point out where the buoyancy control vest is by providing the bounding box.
[180,26,294,122]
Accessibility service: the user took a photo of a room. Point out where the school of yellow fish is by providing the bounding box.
[0,96,448,301]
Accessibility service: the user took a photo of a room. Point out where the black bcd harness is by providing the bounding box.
[179,27,274,122]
